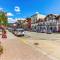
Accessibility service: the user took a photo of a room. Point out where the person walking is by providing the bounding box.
[2,29,7,38]
[1,25,7,38]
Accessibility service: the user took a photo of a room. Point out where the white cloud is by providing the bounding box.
[8,18,17,23]
[35,12,39,14]
[7,12,14,16]
[15,18,26,20]
[14,6,21,12]
[0,7,3,11]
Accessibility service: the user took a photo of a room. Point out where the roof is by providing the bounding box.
[31,13,46,19]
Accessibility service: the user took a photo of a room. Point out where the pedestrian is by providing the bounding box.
[2,29,7,38]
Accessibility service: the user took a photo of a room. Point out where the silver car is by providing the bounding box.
[13,28,25,36]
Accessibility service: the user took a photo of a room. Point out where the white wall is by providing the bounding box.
[31,13,45,24]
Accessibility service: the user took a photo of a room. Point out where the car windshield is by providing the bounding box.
[16,29,24,32]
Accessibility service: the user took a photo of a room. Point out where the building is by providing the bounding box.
[15,18,26,28]
[31,12,46,24]
[26,18,31,29]
[44,14,57,33]
[36,19,46,32]
[31,12,46,32]
[55,15,60,32]
[31,13,60,33]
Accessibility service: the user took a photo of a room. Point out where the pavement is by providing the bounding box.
[0,31,52,60]
[18,31,60,60]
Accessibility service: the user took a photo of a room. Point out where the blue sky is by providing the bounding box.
[0,0,60,23]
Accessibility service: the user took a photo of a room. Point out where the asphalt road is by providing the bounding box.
[0,31,52,60]
[20,31,60,60]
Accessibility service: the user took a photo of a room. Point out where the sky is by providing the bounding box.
[0,0,60,23]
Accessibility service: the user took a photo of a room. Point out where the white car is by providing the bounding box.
[14,28,25,36]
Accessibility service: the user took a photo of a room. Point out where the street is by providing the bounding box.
[0,31,60,60]
[0,31,52,60]
[22,31,60,60]
[0,0,60,60]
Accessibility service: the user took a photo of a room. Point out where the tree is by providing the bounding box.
[0,11,8,26]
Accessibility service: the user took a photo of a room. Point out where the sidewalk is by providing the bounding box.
[0,30,17,42]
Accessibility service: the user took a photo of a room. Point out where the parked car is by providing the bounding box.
[46,29,52,34]
[13,28,25,36]
[8,27,14,32]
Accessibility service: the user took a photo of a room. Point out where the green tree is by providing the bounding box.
[0,11,8,26]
